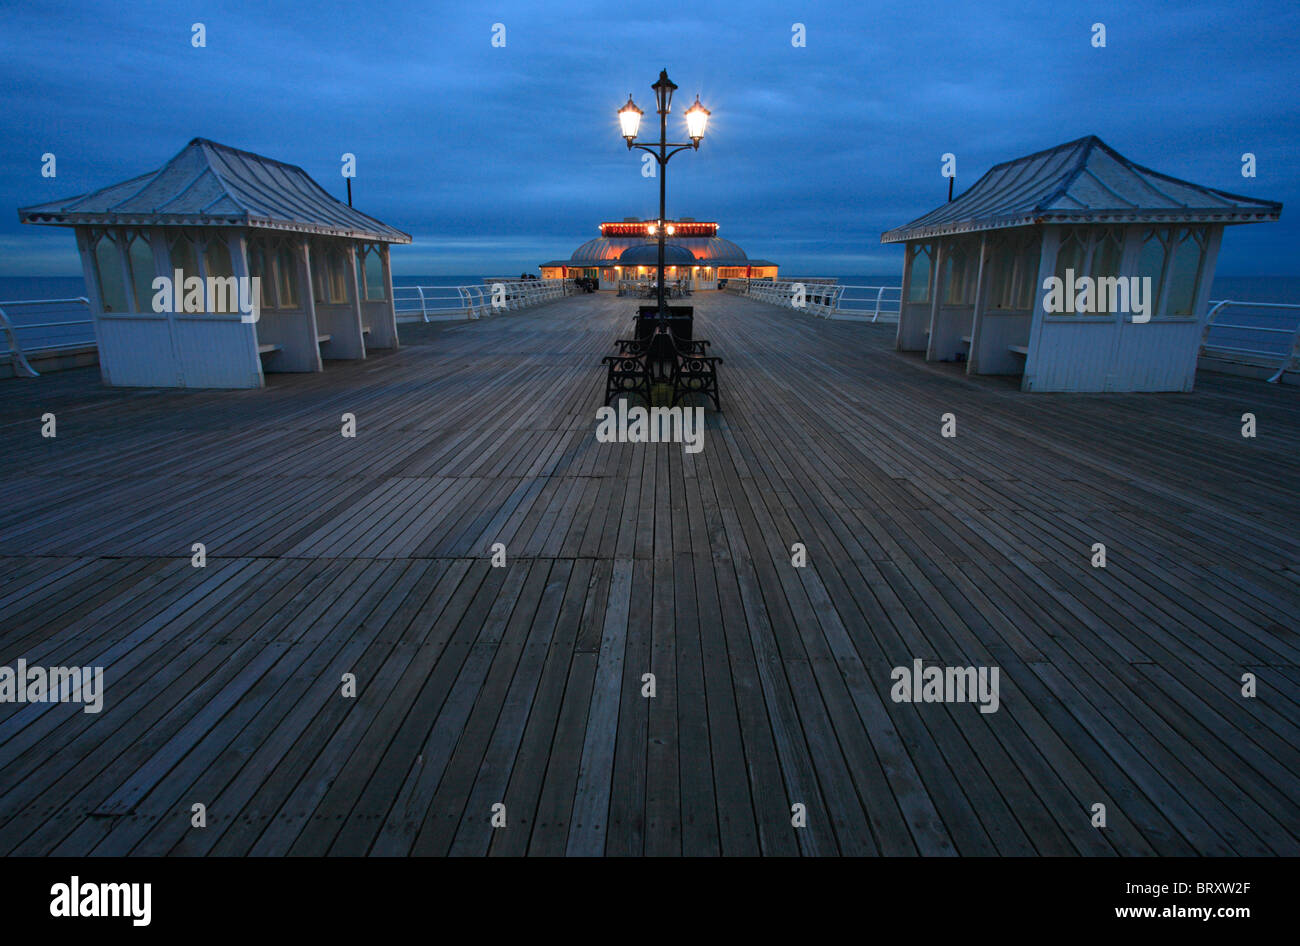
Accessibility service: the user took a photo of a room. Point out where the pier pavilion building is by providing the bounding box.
[539,218,778,289]
[19,138,410,389]
[882,136,1281,392]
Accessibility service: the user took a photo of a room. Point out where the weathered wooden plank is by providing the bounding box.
[0,289,1295,858]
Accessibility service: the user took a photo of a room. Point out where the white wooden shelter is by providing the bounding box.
[882,136,1281,392]
[19,138,411,388]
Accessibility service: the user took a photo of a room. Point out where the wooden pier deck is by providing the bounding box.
[0,290,1297,856]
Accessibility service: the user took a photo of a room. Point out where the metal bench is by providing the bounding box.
[668,336,722,410]
[602,340,653,406]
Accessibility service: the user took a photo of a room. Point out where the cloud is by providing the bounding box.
[0,0,1295,277]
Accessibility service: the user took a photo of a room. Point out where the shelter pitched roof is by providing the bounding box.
[881,135,1281,243]
[19,138,411,243]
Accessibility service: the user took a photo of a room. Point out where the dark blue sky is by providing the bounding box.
[2,0,1296,276]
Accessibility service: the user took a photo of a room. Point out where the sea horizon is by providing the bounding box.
[8,273,1300,298]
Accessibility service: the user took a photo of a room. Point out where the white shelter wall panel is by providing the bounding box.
[171,318,261,388]
[929,305,974,361]
[897,301,931,351]
[1030,319,1202,391]
[314,303,365,359]
[1029,321,1121,391]
[255,307,317,371]
[96,316,178,387]
[973,311,1032,375]
[362,300,397,348]
[1109,321,1202,392]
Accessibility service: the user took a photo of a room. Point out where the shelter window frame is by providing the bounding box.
[906,243,933,304]
[202,233,237,314]
[89,228,131,314]
[312,241,351,305]
[1047,226,1130,321]
[1134,227,1205,321]
[247,235,302,310]
[124,230,157,313]
[1052,227,1089,298]
[941,240,978,306]
[358,244,387,302]
[246,237,275,311]
[1160,227,1208,319]
[987,231,1036,310]
[166,231,202,312]
[275,243,300,309]
[163,229,239,314]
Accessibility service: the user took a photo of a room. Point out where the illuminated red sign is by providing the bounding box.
[599,221,719,238]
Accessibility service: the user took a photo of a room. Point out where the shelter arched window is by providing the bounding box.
[331,248,348,303]
[907,244,932,303]
[312,244,329,304]
[1136,228,1172,315]
[92,230,129,314]
[1054,227,1088,284]
[246,238,274,310]
[168,232,201,311]
[203,236,236,313]
[988,231,1036,310]
[125,231,156,312]
[1163,228,1207,317]
[312,242,350,305]
[1087,228,1124,284]
[275,244,299,308]
[362,245,386,301]
[942,241,977,305]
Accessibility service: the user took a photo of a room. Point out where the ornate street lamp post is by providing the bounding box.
[618,69,710,318]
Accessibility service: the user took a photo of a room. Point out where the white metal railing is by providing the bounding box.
[725,279,901,322]
[833,284,903,321]
[0,296,94,377]
[392,278,576,322]
[1202,299,1300,382]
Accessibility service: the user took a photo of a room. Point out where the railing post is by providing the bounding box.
[417,286,428,322]
[874,286,884,322]
[0,305,39,378]
[1200,299,1231,359]
[1271,318,1300,383]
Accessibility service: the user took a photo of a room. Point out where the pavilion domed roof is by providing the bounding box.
[618,243,696,265]
[569,236,635,263]
[680,237,747,261]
